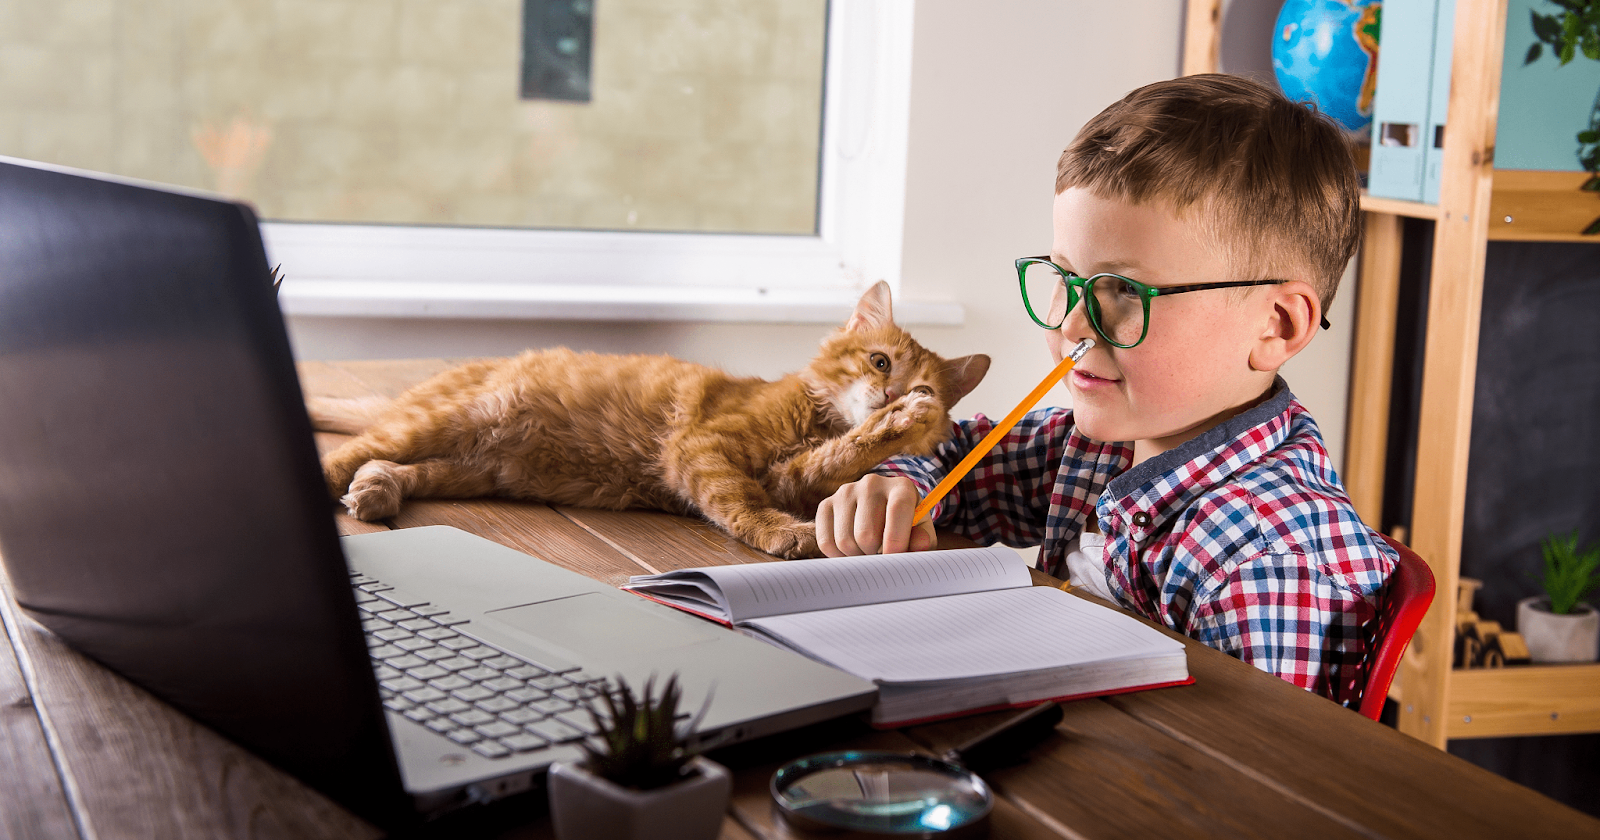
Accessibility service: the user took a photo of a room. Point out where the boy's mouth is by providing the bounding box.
[1071,368,1119,386]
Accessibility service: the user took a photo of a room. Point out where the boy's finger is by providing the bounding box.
[908,519,936,552]
[830,493,863,556]
[853,492,889,555]
[815,499,838,557]
[881,488,919,554]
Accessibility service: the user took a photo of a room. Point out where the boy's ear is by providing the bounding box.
[845,281,894,332]
[1248,280,1321,372]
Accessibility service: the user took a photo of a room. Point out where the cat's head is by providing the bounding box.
[802,281,989,444]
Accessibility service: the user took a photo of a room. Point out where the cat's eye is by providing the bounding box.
[869,353,891,373]
[911,386,934,396]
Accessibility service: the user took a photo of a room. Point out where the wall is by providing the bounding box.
[286,0,1356,470]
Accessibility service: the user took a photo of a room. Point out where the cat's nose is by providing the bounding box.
[884,386,900,402]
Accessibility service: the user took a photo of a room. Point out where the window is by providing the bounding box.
[2,1,942,322]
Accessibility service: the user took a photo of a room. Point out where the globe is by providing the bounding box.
[1271,0,1381,134]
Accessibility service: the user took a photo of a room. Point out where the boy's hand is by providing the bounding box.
[815,475,937,556]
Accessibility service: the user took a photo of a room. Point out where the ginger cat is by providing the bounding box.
[312,282,988,559]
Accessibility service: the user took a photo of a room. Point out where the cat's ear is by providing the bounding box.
[944,355,991,404]
[844,281,894,332]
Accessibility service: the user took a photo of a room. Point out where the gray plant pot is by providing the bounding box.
[1516,597,1600,663]
[548,755,731,840]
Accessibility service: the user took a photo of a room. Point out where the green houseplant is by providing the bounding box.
[1525,0,1600,233]
[547,675,730,840]
[1516,532,1600,662]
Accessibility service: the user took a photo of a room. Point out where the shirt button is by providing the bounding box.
[1132,511,1153,527]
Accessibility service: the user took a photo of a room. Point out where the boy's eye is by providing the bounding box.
[869,352,891,373]
[1112,278,1142,300]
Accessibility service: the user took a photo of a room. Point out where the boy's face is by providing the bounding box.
[1046,187,1277,464]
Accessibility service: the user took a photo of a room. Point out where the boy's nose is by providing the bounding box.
[1058,296,1097,345]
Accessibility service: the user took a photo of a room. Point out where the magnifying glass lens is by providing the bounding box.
[771,751,992,837]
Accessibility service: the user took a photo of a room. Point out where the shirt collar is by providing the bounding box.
[1096,377,1295,544]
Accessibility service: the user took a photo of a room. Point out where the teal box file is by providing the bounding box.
[1368,0,1443,202]
[1420,0,1456,204]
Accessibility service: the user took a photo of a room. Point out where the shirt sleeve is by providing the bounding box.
[1185,550,1378,706]
[871,409,1071,548]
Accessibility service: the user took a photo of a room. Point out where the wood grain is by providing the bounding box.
[1358,192,1446,220]
[1488,170,1600,242]
[1180,0,1220,76]
[1345,210,1403,526]
[555,507,772,574]
[1103,648,1600,838]
[1398,0,1508,749]
[316,358,473,399]
[0,566,79,840]
[1449,664,1600,738]
[389,499,656,586]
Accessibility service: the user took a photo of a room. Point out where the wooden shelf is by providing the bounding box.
[1361,172,1600,242]
[1487,169,1600,242]
[1447,664,1600,739]
[1359,192,1445,220]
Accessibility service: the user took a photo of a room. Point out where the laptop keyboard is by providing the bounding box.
[351,571,611,760]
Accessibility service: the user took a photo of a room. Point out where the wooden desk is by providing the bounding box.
[3,358,1597,840]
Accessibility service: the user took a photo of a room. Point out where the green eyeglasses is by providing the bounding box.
[1016,256,1330,349]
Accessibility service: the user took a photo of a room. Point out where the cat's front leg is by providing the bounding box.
[769,391,946,508]
[849,390,946,457]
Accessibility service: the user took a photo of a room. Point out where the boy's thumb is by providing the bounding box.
[908,519,937,552]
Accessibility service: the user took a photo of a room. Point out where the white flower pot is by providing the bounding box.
[547,755,731,840]
[1516,597,1600,663]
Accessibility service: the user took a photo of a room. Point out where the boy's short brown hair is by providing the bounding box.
[1057,74,1360,309]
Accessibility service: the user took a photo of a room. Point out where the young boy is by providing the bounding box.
[814,74,1398,707]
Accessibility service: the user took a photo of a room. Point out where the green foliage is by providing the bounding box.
[1536,531,1600,615]
[578,674,710,791]
[1526,0,1600,66]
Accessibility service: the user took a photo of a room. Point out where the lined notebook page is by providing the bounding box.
[624,544,1028,622]
[743,586,1186,683]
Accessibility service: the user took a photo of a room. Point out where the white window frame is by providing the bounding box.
[269,1,959,326]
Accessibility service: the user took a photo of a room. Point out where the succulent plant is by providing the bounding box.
[578,674,710,791]
[1535,531,1600,615]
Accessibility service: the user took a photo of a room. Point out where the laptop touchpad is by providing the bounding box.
[484,593,720,660]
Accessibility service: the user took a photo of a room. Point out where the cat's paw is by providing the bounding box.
[756,524,821,560]
[855,390,942,448]
[341,460,405,521]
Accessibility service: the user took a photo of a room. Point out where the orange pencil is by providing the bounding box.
[912,338,1095,525]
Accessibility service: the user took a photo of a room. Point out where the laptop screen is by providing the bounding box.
[0,158,409,824]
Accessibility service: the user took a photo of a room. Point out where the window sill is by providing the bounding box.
[277,281,964,326]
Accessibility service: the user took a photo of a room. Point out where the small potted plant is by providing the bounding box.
[1517,531,1600,662]
[547,674,731,840]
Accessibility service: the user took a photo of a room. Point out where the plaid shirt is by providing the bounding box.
[875,377,1397,707]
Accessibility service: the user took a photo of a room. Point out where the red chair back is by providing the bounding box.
[1358,535,1436,721]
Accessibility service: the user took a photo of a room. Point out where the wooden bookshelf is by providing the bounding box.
[1184,0,1600,749]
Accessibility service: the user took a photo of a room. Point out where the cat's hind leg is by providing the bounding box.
[665,450,820,559]
[341,458,497,521]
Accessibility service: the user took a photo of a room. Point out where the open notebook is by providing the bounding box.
[623,545,1192,726]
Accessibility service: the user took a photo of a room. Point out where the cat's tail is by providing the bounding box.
[306,396,390,434]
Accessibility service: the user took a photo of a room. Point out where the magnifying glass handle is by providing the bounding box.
[942,701,1064,772]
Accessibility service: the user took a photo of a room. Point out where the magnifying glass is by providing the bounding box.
[771,750,991,838]
[769,701,1064,838]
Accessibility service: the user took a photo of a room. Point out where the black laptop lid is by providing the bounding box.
[0,158,408,824]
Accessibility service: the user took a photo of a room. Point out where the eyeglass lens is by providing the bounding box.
[1021,262,1145,346]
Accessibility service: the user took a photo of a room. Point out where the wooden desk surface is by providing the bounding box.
[3,358,1597,840]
